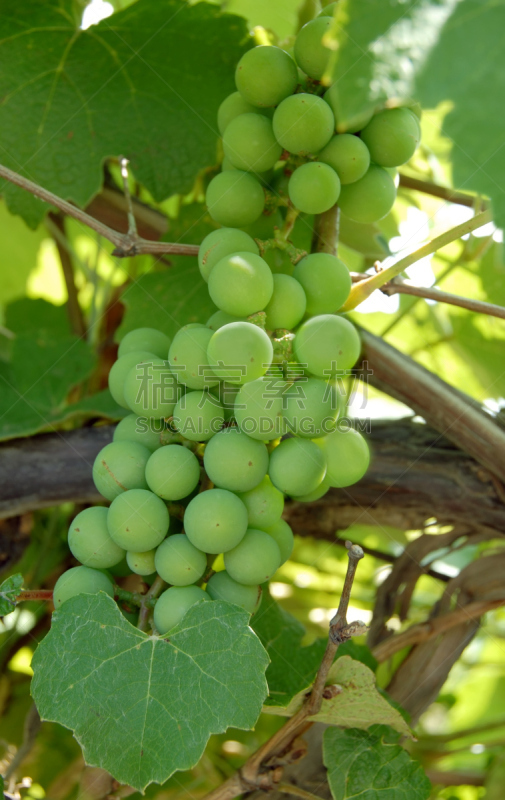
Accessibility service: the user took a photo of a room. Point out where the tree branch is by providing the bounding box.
[0,162,198,258]
[379,277,505,320]
[344,209,493,309]
[398,173,485,209]
[48,212,87,337]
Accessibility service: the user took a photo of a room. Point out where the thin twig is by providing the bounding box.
[276,783,327,800]
[380,278,505,320]
[137,575,166,632]
[17,590,53,602]
[120,158,138,239]
[48,212,87,337]
[344,209,493,310]
[0,161,198,258]
[398,173,485,209]
[4,704,41,780]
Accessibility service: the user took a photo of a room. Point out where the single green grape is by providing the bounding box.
[338,165,396,223]
[199,228,259,282]
[235,46,298,108]
[154,586,210,635]
[207,310,246,331]
[123,359,180,419]
[293,314,361,377]
[155,534,207,586]
[318,2,338,15]
[92,441,150,501]
[172,390,224,442]
[293,253,351,315]
[324,85,375,133]
[264,519,294,564]
[318,134,370,184]
[145,444,200,501]
[117,328,171,360]
[360,107,420,167]
[218,92,259,134]
[237,476,284,529]
[294,17,332,80]
[273,93,334,155]
[68,506,125,569]
[168,325,218,390]
[289,162,340,215]
[264,274,307,331]
[208,252,274,317]
[207,321,274,385]
[113,414,164,452]
[108,350,158,409]
[223,113,282,173]
[283,377,340,438]
[206,171,265,228]
[269,437,326,496]
[203,427,269,492]
[292,476,331,502]
[184,488,249,554]
[314,427,370,487]
[224,528,281,585]
[126,549,156,576]
[107,488,169,552]
[234,375,287,441]
[53,566,114,608]
[206,571,261,614]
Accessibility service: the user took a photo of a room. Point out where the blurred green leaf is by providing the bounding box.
[5,298,71,337]
[0,204,44,306]
[0,573,23,615]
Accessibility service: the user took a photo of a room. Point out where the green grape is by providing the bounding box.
[315,427,370,487]
[107,488,170,552]
[206,171,265,227]
[323,85,374,133]
[184,488,248,553]
[68,507,125,569]
[338,165,396,223]
[206,571,261,614]
[154,586,209,634]
[118,328,171,360]
[234,375,287,441]
[126,549,156,576]
[292,475,331,502]
[53,566,114,608]
[235,46,298,108]
[294,17,332,80]
[168,326,218,390]
[360,108,420,167]
[92,441,150,501]
[269,437,326,496]
[172,390,224,442]
[293,253,351,315]
[155,534,207,586]
[283,377,339,438]
[145,444,200,501]
[199,228,259,282]
[203,427,269,492]
[223,113,282,173]
[273,94,334,155]
[208,252,274,317]
[224,528,281,585]
[293,314,361,377]
[289,162,340,215]
[263,519,294,564]
[123,359,180,419]
[207,322,273,385]
[207,310,246,331]
[108,350,158,408]
[218,91,259,134]
[318,134,370,184]
[264,274,307,331]
[318,2,338,15]
[237,476,284,529]
[113,414,164,452]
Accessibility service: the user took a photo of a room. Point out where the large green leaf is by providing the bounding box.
[31,593,269,792]
[323,727,431,800]
[0,0,249,227]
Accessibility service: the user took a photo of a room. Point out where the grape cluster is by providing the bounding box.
[53,21,421,635]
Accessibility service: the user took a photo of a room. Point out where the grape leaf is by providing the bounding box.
[0,0,250,227]
[264,655,411,738]
[323,727,431,800]
[5,298,71,337]
[31,593,269,792]
[0,574,23,615]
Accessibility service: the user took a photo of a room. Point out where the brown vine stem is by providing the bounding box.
[398,173,485,209]
[17,590,53,602]
[311,203,340,255]
[48,212,87,337]
[202,544,365,800]
[343,208,493,310]
[137,575,166,632]
[381,277,505,320]
[0,162,199,258]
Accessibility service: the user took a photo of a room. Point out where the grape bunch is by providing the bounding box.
[53,20,421,635]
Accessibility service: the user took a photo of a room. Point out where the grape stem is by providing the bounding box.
[398,173,487,209]
[378,276,505,320]
[137,575,166,632]
[17,590,53,602]
[201,544,365,800]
